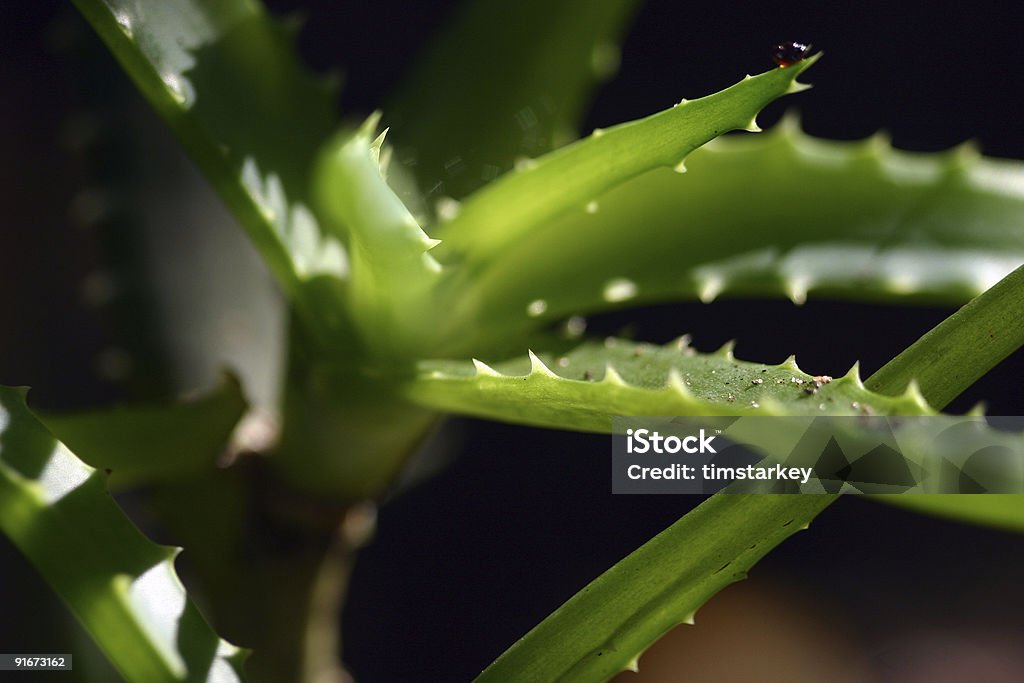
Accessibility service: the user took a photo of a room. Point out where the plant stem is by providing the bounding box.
[154,460,374,683]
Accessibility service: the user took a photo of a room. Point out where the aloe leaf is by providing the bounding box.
[440,121,1024,354]
[0,386,247,682]
[476,263,1024,682]
[475,494,831,682]
[313,118,443,357]
[387,0,641,202]
[37,374,246,489]
[434,58,817,263]
[864,263,1024,529]
[405,338,932,431]
[865,263,1024,408]
[71,0,348,340]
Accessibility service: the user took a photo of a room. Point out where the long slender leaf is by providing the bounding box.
[439,122,1024,355]
[477,495,830,682]
[865,263,1024,407]
[435,58,817,264]
[0,386,247,682]
[405,339,933,431]
[476,261,1024,682]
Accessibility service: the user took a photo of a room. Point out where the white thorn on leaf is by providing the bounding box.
[697,276,724,303]
[528,350,558,378]
[359,110,383,139]
[902,379,930,409]
[842,361,864,388]
[785,277,809,306]
[603,365,627,386]
[966,401,987,417]
[667,369,691,396]
[786,80,813,94]
[472,359,500,377]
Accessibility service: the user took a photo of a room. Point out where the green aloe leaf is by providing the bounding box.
[434,58,817,261]
[405,338,933,431]
[0,386,247,682]
[476,263,1024,682]
[38,374,247,489]
[72,0,350,343]
[313,118,443,358]
[476,495,832,682]
[387,0,641,202]
[439,121,1024,354]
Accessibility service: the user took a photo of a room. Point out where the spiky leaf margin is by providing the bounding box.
[406,338,932,432]
[38,374,246,489]
[434,57,818,264]
[0,386,247,682]
[437,121,1024,355]
[72,0,349,344]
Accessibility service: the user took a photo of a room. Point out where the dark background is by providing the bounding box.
[2,0,1024,681]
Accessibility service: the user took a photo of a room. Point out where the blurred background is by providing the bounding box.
[2,0,1024,680]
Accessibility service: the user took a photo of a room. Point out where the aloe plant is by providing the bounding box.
[3,1,1024,681]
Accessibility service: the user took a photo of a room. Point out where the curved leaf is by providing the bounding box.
[0,386,247,682]
[443,121,1024,355]
[37,374,247,489]
[434,57,817,264]
[405,338,933,433]
[476,263,1024,682]
[72,0,350,343]
[313,119,443,357]
[475,494,831,682]
[865,263,1024,407]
